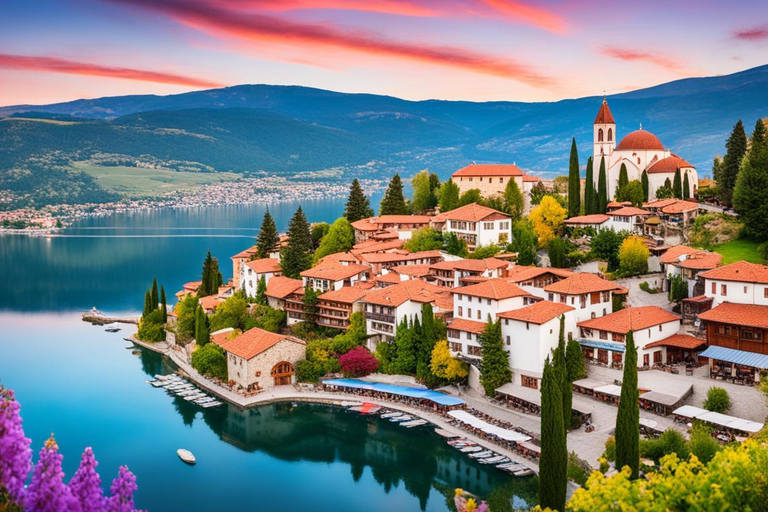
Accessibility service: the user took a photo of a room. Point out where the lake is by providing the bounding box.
[0,198,536,511]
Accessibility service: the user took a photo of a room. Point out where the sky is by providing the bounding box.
[1,0,767,106]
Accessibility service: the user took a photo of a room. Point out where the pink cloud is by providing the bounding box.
[215,0,439,17]
[732,25,768,41]
[0,53,223,88]
[599,46,688,73]
[477,0,566,34]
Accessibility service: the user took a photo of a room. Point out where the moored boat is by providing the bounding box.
[177,449,196,465]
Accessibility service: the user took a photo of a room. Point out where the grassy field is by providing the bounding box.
[1,117,80,125]
[74,163,240,197]
[711,238,765,264]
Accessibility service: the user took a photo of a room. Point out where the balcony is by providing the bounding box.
[365,312,395,324]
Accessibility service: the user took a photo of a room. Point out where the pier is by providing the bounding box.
[82,308,140,325]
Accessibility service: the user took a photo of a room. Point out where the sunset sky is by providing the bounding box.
[1,0,767,106]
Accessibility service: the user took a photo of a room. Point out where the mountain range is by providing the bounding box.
[2,64,767,209]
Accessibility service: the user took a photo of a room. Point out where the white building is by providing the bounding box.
[450,164,540,213]
[699,260,768,307]
[300,263,370,292]
[539,273,626,323]
[428,257,510,288]
[604,207,651,235]
[240,258,282,298]
[659,245,722,296]
[591,98,699,201]
[564,214,610,232]
[431,203,513,251]
[350,215,430,243]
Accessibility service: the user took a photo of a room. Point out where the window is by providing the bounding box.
[659,325,662,331]
[598,128,604,142]
[477,310,481,320]
[721,284,727,296]
[450,342,462,352]
[548,293,554,301]
[764,288,768,298]
[654,351,662,363]
[599,330,608,340]
[487,299,491,305]
[506,336,510,346]
[458,306,463,316]
[711,282,716,294]
[489,178,492,183]
[500,178,504,183]
[466,332,472,340]
[744,286,748,293]
[608,128,613,142]
[468,308,472,318]
[468,346,482,357]
[522,375,538,389]
[483,222,494,230]
[718,325,731,336]
[741,328,762,341]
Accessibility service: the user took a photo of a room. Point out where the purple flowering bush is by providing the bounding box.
[0,387,140,512]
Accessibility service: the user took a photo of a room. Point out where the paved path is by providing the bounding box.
[615,274,671,310]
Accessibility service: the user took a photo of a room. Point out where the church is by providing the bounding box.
[591,98,698,201]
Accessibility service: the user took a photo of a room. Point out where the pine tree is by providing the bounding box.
[256,210,280,259]
[598,156,608,213]
[683,172,691,199]
[752,118,767,147]
[568,138,581,217]
[617,163,629,199]
[553,316,571,429]
[302,287,321,326]
[733,121,768,240]
[479,318,511,396]
[256,275,267,305]
[641,170,649,202]
[151,278,159,311]
[615,330,640,479]
[344,179,374,222]
[503,178,525,221]
[281,207,313,278]
[538,357,567,511]
[439,179,460,212]
[379,174,409,215]
[721,120,748,206]
[160,286,167,322]
[200,251,222,296]
[584,157,594,214]
[195,305,210,346]
[142,290,152,318]
[673,168,683,198]
[412,170,439,213]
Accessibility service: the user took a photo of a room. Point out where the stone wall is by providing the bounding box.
[227,338,306,390]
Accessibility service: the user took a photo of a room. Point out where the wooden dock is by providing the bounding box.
[82,308,139,325]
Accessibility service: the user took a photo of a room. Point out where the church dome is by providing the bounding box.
[616,129,665,151]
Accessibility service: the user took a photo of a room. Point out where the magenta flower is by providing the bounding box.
[0,387,32,503]
[24,436,81,512]
[69,447,105,512]
[104,466,138,512]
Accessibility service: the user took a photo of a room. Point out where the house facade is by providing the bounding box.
[431,203,513,251]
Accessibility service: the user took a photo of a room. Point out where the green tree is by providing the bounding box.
[458,189,483,207]
[255,275,267,305]
[209,294,248,331]
[591,228,628,271]
[438,179,460,212]
[503,178,525,221]
[443,232,468,257]
[566,336,587,382]
[281,207,313,278]
[311,222,330,250]
[142,290,152,318]
[191,343,227,380]
[344,178,374,222]
[479,318,511,396]
[641,170,649,202]
[403,227,443,252]
[617,163,629,199]
[195,305,210,346]
[703,386,731,413]
[151,278,159,311]
[160,286,167,322]
[568,138,581,217]
[411,170,438,213]
[618,180,645,207]
[512,219,538,266]
[416,303,442,386]
[302,287,321,326]
[539,356,567,511]
[673,168,683,198]
[733,120,768,240]
[314,217,355,263]
[656,177,675,199]
[683,172,691,199]
[553,315,571,429]
[687,423,721,464]
[200,251,223,296]
[175,294,199,342]
[467,244,501,259]
[584,157,594,214]
[379,174,409,215]
[548,237,568,268]
[721,120,748,205]
[256,210,279,259]
[615,330,639,479]
[393,318,417,375]
[597,156,608,213]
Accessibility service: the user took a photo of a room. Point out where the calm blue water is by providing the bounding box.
[0,198,536,511]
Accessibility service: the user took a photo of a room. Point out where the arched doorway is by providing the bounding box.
[271,361,294,386]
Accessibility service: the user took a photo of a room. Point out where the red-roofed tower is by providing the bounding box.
[593,96,616,160]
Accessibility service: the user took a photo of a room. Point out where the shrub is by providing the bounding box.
[640,429,689,463]
[703,386,731,413]
[668,274,689,303]
[688,423,722,464]
[137,319,165,342]
[639,281,660,294]
[338,347,379,377]
[191,343,227,381]
[567,452,590,486]
[603,436,616,462]
[618,235,649,276]
[251,305,286,333]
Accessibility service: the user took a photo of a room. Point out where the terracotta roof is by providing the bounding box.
[544,273,620,295]
[659,246,721,270]
[506,265,574,283]
[433,202,510,223]
[300,263,369,281]
[374,272,401,284]
[564,214,610,225]
[594,98,615,124]
[647,154,694,174]
[577,306,680,333]
[447,318,487,334]
[683,294,712,304]
[360,250,442,264]
[645,334,706,350]
[265,276,304,299]
[377,215,430,225]
[183,281,202,291]
[698,302,768,329]
[522,174,540,182]
[452,163,525,177]
[350,219,380,232]
[244,257,282,274]
[699,261,768,284]
[392,264,432,277]
[318,286,369,304]
[643,198,678,209]
[608,201,632,208]
[616,129,665,151]
[497,301,574,324]
[214,327,305,360]
[351,239,404,254]
[363,280,449,307]
[662,200,698,214]
[608,206,651,216]
[314,252,361,269]
[198,295,223,311]
[455,278,530,300]
[454,258,509,272]
[231,246,258,259]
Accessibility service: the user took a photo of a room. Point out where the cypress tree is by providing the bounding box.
[503,178,525,221]
[615,330,640,479]
[553,316,572,429]
[195,305,210,346]
[566,336,587,382]
[256,275,267,305]
[568,138,580,217]
[151,278,159,311]
[597,157,608,213]
[479,318,511,396]
[673,168,683,198]
[721,120,748,206]
[256,210,280,259]
[683,172,691,199]
[438,179,460,212]
[417,303,440,385]
[617,163,629,199]
[344,179,374,222]
[584,157,594,214]
[641,170,649,202]
[160,286,167,322]
[142,290,152,318]
[200,251,222,296]
[538,356,567,511]
[733,122,768,240]
[281,207,313,279]
[394,318,417,375]
[379,174,409,215]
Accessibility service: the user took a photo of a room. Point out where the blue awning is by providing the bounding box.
[698,345,768,369]
[323,378,465,406]
[578,339,626,352]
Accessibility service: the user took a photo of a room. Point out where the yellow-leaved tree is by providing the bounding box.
[430,340,468,382]
[530,196,566,248]
[618,235,650,276]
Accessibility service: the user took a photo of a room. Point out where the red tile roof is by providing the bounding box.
[454,258,509,272]
[662,200,698,214]
[564,214,610,225]
[659,246,721,270]
[244,258,282,274]
[543,273,620,295]
[497,301,574,324]
[374,272,401,284]
[231,246,258,259]
[392,264,432,277]
[360,250,442,264]
[594,99,615,124]
[615,129,665,151]
[608,206,651,216]
[577,306,680,333]
[645,334,706,350]
[183,281,202,292]
[647,154,694,174]
[198,295,223,311]
[318,286,369,304]
[265,276,304,299]
[643,198,679,209]
[213,327,305,360]
[351,239,405,254]
[699,261,768,284]
[300,263,369,281]
[447,318,488,334]
[452,163,525,178]
[363,280,449,307]
[433,203,510,223]
[506,265,574,283]
[455,278,530,300]
[698,302,768,329]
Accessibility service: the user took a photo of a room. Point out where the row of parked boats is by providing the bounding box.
[380,410,429,428]
[448,439,534,476]
[147,374,223,408]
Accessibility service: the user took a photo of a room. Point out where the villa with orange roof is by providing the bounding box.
[450,164,540,212]
[316,286,370,330]
[564,214,610,231]
[264,276,304,311]
[430,203,513,251]
[605,206,651,234]
[428,257,510,288]
[300,263,370,293]
[659,245,722,295]
[540,272,626,322]
[350,215,430,243]
[230,246,258,289]
[240,257,283,298]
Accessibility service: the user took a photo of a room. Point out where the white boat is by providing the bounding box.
[497,462,523,470]
[461,446,483,453]
[469,450,494,459]
[390,415,413,422]
[448,439,472,446]
[177,449,196,465]
[185,393,206,401]
[513,469,534,477]
[381,412,402,419]
[201,401,222,408]
[481,456,509,465]
[401,419,427,428]
[194,397,215,404]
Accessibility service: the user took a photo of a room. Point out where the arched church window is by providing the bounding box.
[607,128,613,142]
[598,128,604,142]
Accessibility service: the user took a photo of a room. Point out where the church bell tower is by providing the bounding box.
[593,96,616,161]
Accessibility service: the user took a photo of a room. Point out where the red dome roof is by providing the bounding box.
[647,154,694,174]
[616,129,664,151]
